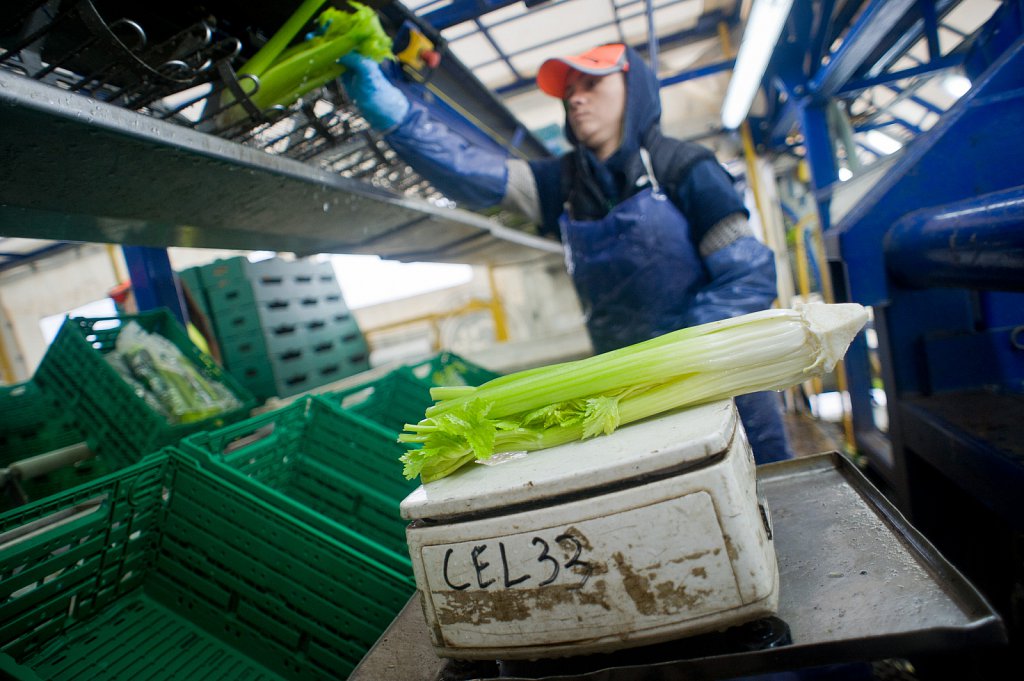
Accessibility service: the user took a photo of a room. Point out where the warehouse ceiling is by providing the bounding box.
[410,0,1004,162]
[0,0,1010,270]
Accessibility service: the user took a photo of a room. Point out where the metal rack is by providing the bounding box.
[0,0,558,266]
[0,0,442,202]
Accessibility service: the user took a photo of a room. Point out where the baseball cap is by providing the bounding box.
[536,43,629,98]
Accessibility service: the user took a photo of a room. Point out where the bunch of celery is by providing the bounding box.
[220,0,392,123]
[113,321,242,424]
[399,303,868,482]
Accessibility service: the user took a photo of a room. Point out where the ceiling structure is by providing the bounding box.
[411,0,1003,165]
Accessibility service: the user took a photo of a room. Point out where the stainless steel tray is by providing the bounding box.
[350,452,1006,680]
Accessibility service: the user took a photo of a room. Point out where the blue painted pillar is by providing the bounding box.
[798,100,836,229]
[122,246,188,327]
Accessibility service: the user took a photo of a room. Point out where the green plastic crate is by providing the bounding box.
[11,457,112,512]
[221,355,278,401]
[181,397,416,558]
[218,330,272,365]
[321,354,498,438]
[204,277,258,312]
[321,367,436,437]
[407,351,501,388]
[0,382,84,466]
[210,304,264,340]
[176,266,211,321]
[0,448,413,680]
[34,310,257,470]
[200,257,343,303]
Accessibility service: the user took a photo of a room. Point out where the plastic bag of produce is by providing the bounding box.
[113,321,242,424]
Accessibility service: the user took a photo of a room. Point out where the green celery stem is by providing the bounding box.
[238,0,329,78]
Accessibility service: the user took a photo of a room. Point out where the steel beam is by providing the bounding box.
[808,0,918,97]
[659,59,735,87]
[421,0,523,31]
[837,54,963,97]
[122,246,188,326]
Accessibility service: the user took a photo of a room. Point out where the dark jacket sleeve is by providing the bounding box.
[671,160,778,326]
[527,157,567,240]
[672,158,749,247]
[384,102,509,210]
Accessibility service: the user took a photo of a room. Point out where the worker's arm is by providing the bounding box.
[675,160,793,462]
[339,54,542,223]
[672,159,779,327]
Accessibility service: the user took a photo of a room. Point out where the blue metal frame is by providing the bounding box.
[122,246,188,327]
[807,0,919,98]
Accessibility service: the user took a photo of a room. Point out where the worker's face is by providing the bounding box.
[564,70,626,161]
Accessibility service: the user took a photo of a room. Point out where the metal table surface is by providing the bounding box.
[349,452,1005,680]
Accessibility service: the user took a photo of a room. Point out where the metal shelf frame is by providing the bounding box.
[0,68,561,266]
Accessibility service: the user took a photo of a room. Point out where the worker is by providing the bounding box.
[338,44,794,464]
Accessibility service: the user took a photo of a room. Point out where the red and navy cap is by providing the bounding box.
[536,43,630,98]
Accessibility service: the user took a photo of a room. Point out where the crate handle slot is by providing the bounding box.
[0,497,106,550]
[222,424,277,455]
[267,300,289,310]
[260,276,284,285]
[340,386,375,409]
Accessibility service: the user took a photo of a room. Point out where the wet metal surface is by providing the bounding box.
[0,70,561,266]
[351,453,1005,680]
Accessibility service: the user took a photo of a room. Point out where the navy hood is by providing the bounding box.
[561,45,665,219]
[563,44,662,161]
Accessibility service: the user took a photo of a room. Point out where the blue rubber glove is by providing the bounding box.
[338,53,410,131]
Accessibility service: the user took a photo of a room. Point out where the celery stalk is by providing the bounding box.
[236,0,329,79]
[399,303,868,482]
[218,1,391,123]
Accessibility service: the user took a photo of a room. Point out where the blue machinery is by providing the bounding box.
[755,1,1024,666]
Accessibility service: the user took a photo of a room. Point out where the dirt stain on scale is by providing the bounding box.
[612,552,713,617]
[435,580,612,625]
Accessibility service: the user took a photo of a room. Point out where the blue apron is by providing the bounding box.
[559,183,706,353]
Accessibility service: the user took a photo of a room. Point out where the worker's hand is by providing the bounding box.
[338,53,410,131]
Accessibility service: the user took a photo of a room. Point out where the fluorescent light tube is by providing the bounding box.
[721,0,795,129]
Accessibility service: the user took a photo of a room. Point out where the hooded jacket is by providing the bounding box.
[528,45,747,249]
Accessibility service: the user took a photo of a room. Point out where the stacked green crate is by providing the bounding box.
[320,352,502,438]
[0,448,414,680]
[34,310,256,471]
[176,265,210,321]
[188,257,369,400]
[0,381,83,463]
[181,396,417,559]
[0,381,107,508]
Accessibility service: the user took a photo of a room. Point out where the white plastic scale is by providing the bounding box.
[401,398,779,660]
